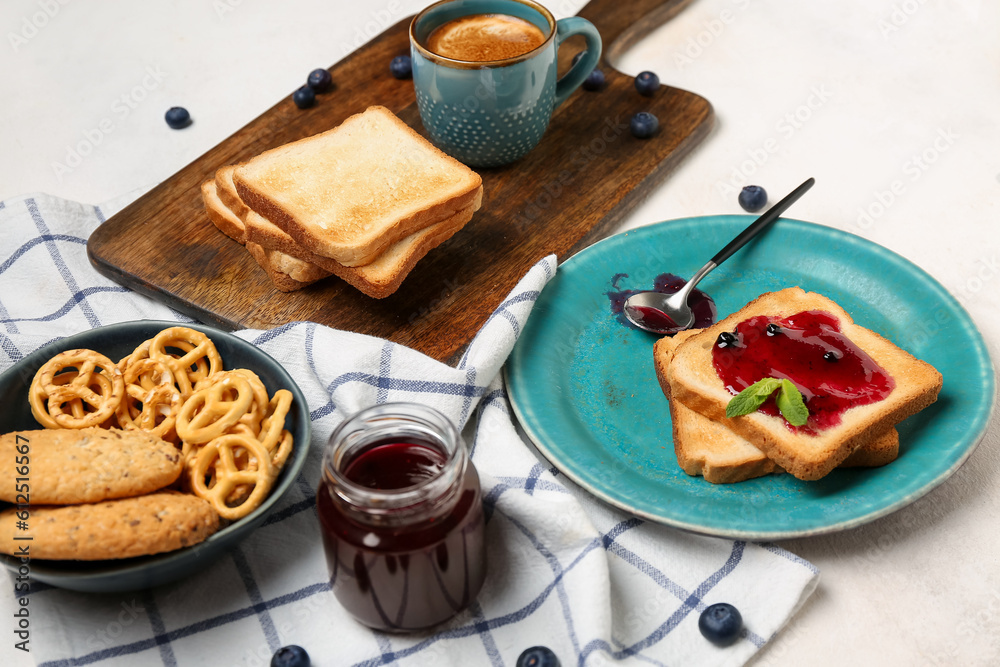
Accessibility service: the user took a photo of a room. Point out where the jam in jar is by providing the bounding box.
[317,403,486,631]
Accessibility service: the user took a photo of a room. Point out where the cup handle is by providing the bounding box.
[553,17,602,109]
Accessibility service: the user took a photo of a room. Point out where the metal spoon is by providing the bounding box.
[623,177,815,334]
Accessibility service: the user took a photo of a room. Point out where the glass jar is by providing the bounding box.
[317,403,487,631]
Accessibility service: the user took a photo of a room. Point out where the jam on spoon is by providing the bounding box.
[608,272,717,331]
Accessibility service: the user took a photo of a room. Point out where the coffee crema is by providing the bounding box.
[424,13,546,62]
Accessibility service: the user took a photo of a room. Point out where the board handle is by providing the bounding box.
[575,0,696,65]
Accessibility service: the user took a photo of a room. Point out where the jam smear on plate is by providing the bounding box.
[712,310,895,432]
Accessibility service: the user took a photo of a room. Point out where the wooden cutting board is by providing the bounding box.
[87,0,712,364]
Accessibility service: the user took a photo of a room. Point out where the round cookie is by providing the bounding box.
[0,491,219,560]
[0,428,183,505]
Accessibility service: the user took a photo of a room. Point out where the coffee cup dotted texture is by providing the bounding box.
[416,88,554,166]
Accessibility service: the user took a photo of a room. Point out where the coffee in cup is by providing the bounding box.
[424,13,546,62]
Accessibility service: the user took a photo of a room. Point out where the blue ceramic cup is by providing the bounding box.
[410,0,601,167]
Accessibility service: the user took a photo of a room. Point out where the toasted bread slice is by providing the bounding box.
[201,179,246,244]
[214,164,250,220]
[670,399,784,482]
[665,288,941,480]
[243,205,474,299]
[654,330,899,484]
[203,178,327,290]
[234,105,483,267]
[668,400,899,483]
[205,173,474,297]
[245,241,328,291]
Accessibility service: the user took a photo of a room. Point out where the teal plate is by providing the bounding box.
[505,216,995,539]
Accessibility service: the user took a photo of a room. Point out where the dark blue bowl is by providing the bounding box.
[0,320,311,592]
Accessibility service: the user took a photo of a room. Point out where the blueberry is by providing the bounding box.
[823,350,840,362]
[716,331,738,348]
[164,107,191,129]
[292,86,315,109]
[738,185,767,212]
[766,323,782,336]
[699,603,743,646]
[516,646,560,667]
[390,55,412,79]
[306,68,332,92]
[630,112,659,139]
[271,645,310,667]
[582,68,605,91]
[634,70,659,96]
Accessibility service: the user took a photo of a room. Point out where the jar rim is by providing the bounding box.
[322,402,466,513]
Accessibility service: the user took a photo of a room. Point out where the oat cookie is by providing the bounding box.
[0,491,219,560]
[0,428,183,504]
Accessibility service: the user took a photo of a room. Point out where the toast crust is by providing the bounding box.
[214,165,250,220]
[233,105,483,267]
[665,288,942,480]
[202,180,246,244]
[244,205,474,298]
[245,241,328,291]
[669,398,784,482]
[204,179,327,290]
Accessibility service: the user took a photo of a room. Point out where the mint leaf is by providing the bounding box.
[726,378,781,418]
[776,379,809,426]
[725,377,811,426]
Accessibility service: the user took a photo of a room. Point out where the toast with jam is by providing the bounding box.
[662,287,942,481]
[654,328,900,484]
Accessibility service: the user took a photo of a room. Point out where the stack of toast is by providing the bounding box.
[201,105,483,298]
[654,287,943,483]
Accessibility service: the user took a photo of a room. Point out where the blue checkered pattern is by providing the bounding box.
[1,193,819,667]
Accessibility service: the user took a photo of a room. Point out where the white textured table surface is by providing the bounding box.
[2,0,998,665]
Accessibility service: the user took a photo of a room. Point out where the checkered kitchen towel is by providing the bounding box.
[0,193,819,667]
